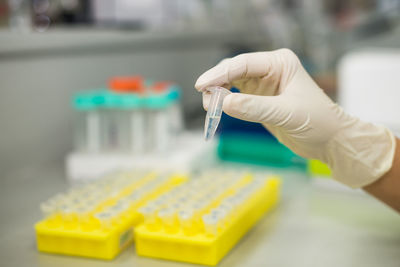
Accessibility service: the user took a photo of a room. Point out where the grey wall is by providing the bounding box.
[0,30,240,176]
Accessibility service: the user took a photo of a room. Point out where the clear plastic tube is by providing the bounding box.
[202,213,219,236]
[40,201,55,219]
[158,207,177,233]
[204,86,231,141]
[110,200,130,219]
[127,192,142,203]
[60,205,78,229]
[169,102,184,135]
[129,110,146,153]
[138,205,159,231]
[86,110,101,152]
[94,211,113,230]
[178,209,196,235]
[76,206,92,230]
[169,201,184,212]
[152,109,170,152]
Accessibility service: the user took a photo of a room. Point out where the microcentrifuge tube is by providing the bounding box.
[127,192,141,203]
[94,211,113,229]
[138,205,159,230]
[204,86,231,141]
[178,209,196,235]
[60,205,78,229]
[169,201,184,211]
[158,207,177,233]
[202,213,219,236]
[110,201,129,218]
[76,206,92,229]
[40,201,55,218]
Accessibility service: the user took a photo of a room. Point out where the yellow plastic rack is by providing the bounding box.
[135,172,281,266]
[35,171,186,260]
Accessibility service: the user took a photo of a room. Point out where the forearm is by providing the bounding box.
[363,138,400,212]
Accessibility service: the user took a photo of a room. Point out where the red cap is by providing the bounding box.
[109,76,144,93]
[152,81,171,93]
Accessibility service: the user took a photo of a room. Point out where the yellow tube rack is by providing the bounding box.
[35,171,187,260]
[135,173,281,266]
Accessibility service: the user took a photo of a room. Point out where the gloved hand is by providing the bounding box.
[195,49,396,188]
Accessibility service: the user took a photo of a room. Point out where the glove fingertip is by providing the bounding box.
[195,76,207,92]
[195,69,220,92]
[195,63,229,91]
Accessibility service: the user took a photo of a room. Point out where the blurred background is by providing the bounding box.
[1,1,400,266]
[1,0,400,177]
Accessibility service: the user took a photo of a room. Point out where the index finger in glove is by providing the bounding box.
[195,49,298,92]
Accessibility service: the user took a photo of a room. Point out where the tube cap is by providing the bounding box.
[108,76,144,93]
[73,90,105,111]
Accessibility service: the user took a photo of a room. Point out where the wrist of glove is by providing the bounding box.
[195,49,396,188]
[324,117,396,188]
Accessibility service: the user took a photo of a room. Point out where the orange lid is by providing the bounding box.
[109,76,144,93]
[152,81,171,93]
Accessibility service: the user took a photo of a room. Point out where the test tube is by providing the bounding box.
[100,92,124,152]
[166,85,184,135]
[129,107,146,153]
[60,205,78,229]
[67,197,82,207]
[152,198,166,209]
[224,195,241,208]
[40,201,60,227]
[116,93,145,154]
[86,110,101,152]
[187,201,204,212]
[178,209,196,235]
[204,86,231,141]
[158,207,177,233]
[126,192,142,204]
[83,199,98,211]
[75,206,92,231]
[138,205,159,231]
[150,108,170,152]
[202,213,219,236]
[40,201,56,219]
[212,205,229,228]
[94,211,113,230]
[169,201,184,212]
[111,200,130,219]
[73,92,101,152]
[50,193,66,206]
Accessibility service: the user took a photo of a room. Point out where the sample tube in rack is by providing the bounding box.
[166,84,184,135]
[158,207,177,233]
[178,209,196,235]
[146,91,173,153]
[118,93,145,154]
[94,211,113,230]
[73,91,102,152]
[202,213,219,236]
[138,205,159,231]
[101,92,127,152]
[204,86,231,141]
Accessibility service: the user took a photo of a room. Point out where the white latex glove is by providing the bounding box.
[195,49,396,188]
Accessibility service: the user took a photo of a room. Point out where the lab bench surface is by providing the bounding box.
[1,165,400,267]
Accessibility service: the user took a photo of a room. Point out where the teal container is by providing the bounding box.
[217,133,306,168]
[73,90,104,110]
